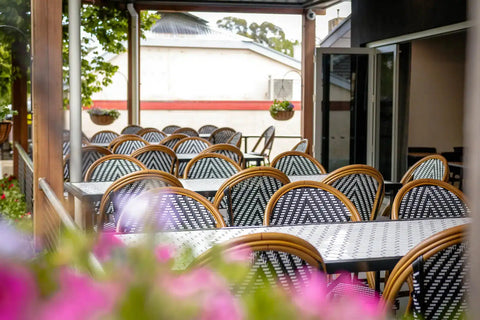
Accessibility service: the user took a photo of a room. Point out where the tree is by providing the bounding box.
[217,17,299,57]
[0,1,158,108]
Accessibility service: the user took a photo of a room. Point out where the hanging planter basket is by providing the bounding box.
[271,110,295,121]
[0,121,12,144]
[90,114,116,125]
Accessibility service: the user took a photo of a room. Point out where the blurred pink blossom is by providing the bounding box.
[162,267,228,298]
[93,232,124,261]
[155,244,175,263]
[0,263,37,320]
[200,291,243,320]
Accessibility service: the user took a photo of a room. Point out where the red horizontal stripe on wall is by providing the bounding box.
[89,100,301,111]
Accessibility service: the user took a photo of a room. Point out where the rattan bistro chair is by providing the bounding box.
[400,154,449,184]
[97,170,183,231]
[213,167,290,227]
[173,137,211,154]
[391,179,469,220]
[183,153,242,179]
[226,131,242,148]
[198,124,218,135]
[208,127,236,144]
[271,151,326,176]
[200,143,244,168]
[130,145,177,175]
[90,130,120,144]
[138,128,167,143]
[84,154,147,182]
[292,138,309,153]
[382,225,468,319]
[247,125,275,165]
[264,181,362,226]
[107,134,141,150]
[162,125,180,134]
[322,164,385,221]
[160,133,188,150]
[193,232,326,295]
[63,145,111,181]
[173,127,199,137]
[111,136,149,155]
[121,124,143,135]
[116,187,226,233]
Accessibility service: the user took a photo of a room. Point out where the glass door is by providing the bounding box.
[314,48,375,172]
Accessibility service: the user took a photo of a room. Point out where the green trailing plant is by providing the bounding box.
[0,105,18,121]
[269,99,294,116]
[87,107,120,120]
[0,174,30,230]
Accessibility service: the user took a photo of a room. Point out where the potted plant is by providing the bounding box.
[269,99,294,121]
[87,107,120,125]
[0,105,18,144]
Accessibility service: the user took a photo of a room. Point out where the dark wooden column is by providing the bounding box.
[301,10,316,155]
[31,0,64,246]
[11,39,29,176]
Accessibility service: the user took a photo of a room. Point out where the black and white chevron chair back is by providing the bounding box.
[267,184,359,225]
[227,132,242,147]
[90,131,119,144]
[161,135,188,150]
[162,125,180,134]
[198,125,218,134]
[174,139,210,154]
[132,150,176,174]
[411,242,468,320]
[218,175,287,226]
[87,159,144,182]
[64,148,110,180]
[116,187,223,233]
[173,127,199,137]
[272,154,325,176]
[142,131,166,143]
[328,174,380,221]
[412,159,446,181]
[121,125,143,135]
[209,128,236,144]
[113,140,148,155]
[185,156,240,179]
[395,182,469,219]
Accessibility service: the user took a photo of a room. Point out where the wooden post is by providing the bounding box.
[31,0,64,247]
[301,10,316,155]
[11,39,29,177]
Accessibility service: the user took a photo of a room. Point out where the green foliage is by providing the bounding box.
[87,107,120,120]
[0,105,18,120]
[0,175,30,230]
[217,17,299,57]
[269,99,294,116]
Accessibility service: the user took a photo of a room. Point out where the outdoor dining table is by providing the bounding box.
[115,217,470,276]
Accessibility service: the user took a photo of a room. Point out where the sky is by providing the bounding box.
[193,1,351,44]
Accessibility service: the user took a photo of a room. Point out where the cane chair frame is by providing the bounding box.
[291,138,310,153]
[173,127,199,137]
[382,225,467,317]
[198,124,218,135]
[121,124,143,135]
[208,127,236,144]
[63,145,111,180]
[250,125,275,163]
[264,180,362,226]
[270,151,326,176]
[130,145,178,175]
[160,133,189,150]
[90,130,120,144]
[226,131,242,148]
[172,137,212,153]
[400,154,450,184]
[213,166,290,226]
[110,135,149,155]
[162,125,181,134]
[138,127,167,143]
[391,179,469,220]
[115,186,227,233]
[200,143,244,168]
[97,169,183,229]
[183,153,242,179]
[322,164,385,221]
[107,134,142,150]
[84,154,147,182]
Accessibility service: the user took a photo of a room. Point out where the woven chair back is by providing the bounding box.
[198,124,218,134]
[213,167,290,227]
[160,133,188,150]
[130,145,178,175]
[138,128,167,143]
[271,151,326,176]
[90,130,120,144]
[111,136,149,155]
[63,145,111,181]
[322,164,385,221]
[391,179,469,219]
[264,181,361,226]
[183,153,242,179]
[400,154,450,184]
[173,127,199,137]
[292,139,309,153]
[200,143,244,168]
[162,125,180,134]
[116,187,226,233]
[226,131,242,148]
[84,154,146,182]
[121,125,143,135]
[208,127,236,144]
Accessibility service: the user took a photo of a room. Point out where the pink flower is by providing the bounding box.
[162,268,227,298]
[224,247,251,263]
[200,291,243,320]
[40,268,119,320]
[0,263,37,320]
[155,244,175,263]
[293,270,329,317]
[93,232,124,261]
[0,194,5,200]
